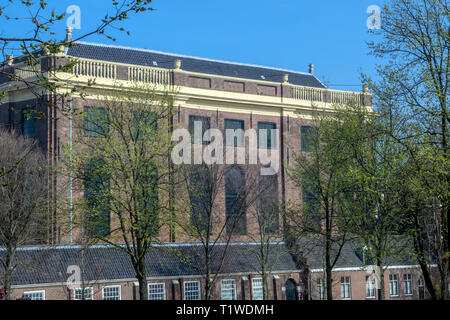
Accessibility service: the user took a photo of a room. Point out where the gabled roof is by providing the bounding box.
[0,242,298,286]
[66,41,327,89]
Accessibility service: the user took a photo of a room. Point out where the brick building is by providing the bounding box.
[0,35,430,300]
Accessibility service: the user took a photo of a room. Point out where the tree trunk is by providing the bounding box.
[3,245,15,300]
[135,257,148,300]
[325,205,333,300]
[412,214,437,300]
[325,235,333,300]
[378,269,385,301]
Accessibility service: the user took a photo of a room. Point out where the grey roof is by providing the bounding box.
[295,236,418,270]
[0,242,298,286]
[66,41,326,89]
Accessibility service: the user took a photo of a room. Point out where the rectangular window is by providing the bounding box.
[252,278,264,300]
[418,277,425,300]
[340,276,351,300]
[403,274,412,296]
[257,122,276,149]
[221,279,237,300]
[148,283,165,300]
[74,287,93,300]
[189,115,210,144]
[84,158,110,237]
[302,175,321,230]
[23,107,36,138]
[84,106,109,137]
[133,110,157,140]
[317,278,325,300]
[366,275,376,299]
[301,125,315,152]
[184,281,201,300]
[389,274,399,297]
[102,285,121,300]
[23,290,45,300]
[224,119,245,147]
[258,174,279,234]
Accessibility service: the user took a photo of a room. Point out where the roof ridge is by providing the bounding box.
[1,241,287,251]
[72,41,324,82]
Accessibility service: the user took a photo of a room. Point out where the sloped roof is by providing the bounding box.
[296,236,418,270]
[0,242,298,286]
[66,41,327,89]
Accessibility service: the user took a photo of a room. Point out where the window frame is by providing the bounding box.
[301,125,315,152]
[365,275,376,299]
[184,280,201,300]
[148,282,166,300]
[102,285,121,300]
[74,287,94,300]
[22,107,36,139]
[84,106,109,138]
[257,121,277,149]
[252,278,264,300]
[389,274,399,297]
[224,119,245,147]
[221,279,237,300]
[418,277,425,300]
[23,290,45,300]
[316,278,325,300]
[340,276,351,300]
[403,274,413,296]
[188,115,211,145]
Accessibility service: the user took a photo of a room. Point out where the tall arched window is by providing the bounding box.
[225,165,246,235]
[259,173,279,234]
[187,164,210,233]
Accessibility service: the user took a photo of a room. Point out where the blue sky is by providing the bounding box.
[2,0,384,91]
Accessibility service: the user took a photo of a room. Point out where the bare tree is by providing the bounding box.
[66,82,176,300]
[286,106,357,300]
[175,160,269,300]
[244,173,288,300]
[0,129,48,300]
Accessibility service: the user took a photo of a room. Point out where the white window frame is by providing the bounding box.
[389,274,399,297]
[366,275,376,299]
[221,279,237,300]
[340,276,351,300]
[252,278,264,300]
[184,281,201,300]
[418,277,425,300]
[403,274,413,296]
[317,278,325,300]
[23,290,45,300]
[74,287,94,300]
[148,283,166,300]
[102,285,121,300]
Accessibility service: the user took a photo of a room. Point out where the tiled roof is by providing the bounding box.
[0,242,298,286]
[66,41,327,89]
[296,236,418,270]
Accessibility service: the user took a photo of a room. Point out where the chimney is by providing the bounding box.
[174,59,182,70]
[6,54,13,66]
[309,63,314,74]
[65,27,73,42]
[362,84,369,93]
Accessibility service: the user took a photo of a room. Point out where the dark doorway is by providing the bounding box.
[285,279,298,300]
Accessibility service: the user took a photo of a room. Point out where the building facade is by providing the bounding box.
[1,36,431,300]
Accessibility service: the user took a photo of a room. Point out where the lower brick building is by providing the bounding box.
[1,240,429,300]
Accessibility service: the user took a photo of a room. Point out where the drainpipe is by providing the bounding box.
[179,278,184,300]
[69,94,73,244]
[249,274,253,300]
